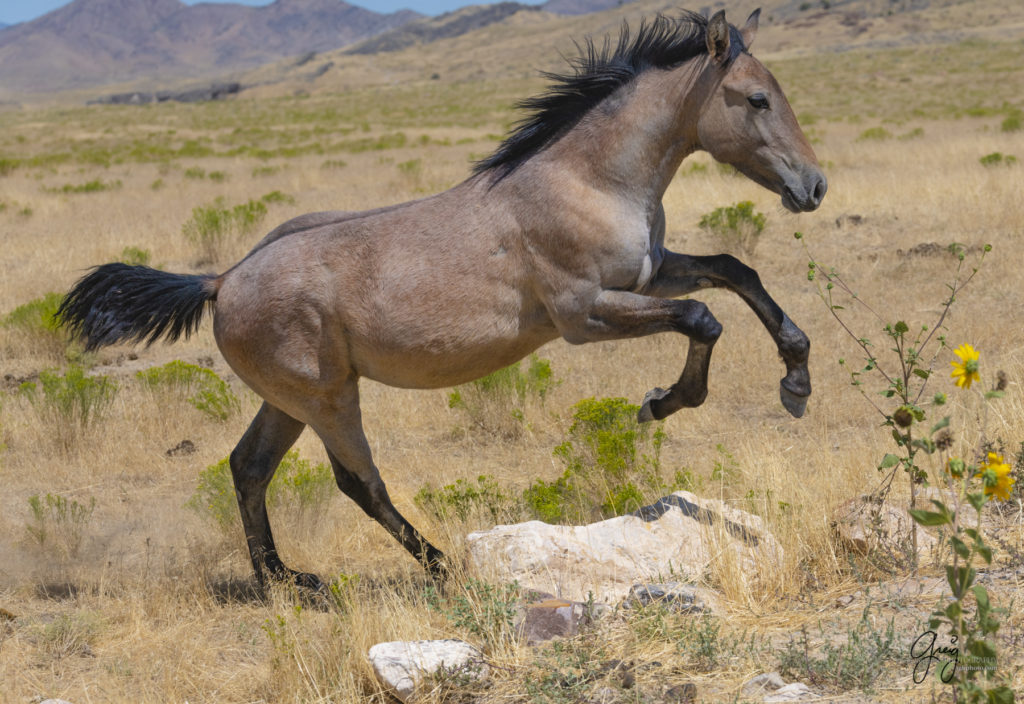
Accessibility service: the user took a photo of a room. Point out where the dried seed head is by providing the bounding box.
[935,429,953,451]
[893,406,914,428]
[996,370,1008,392]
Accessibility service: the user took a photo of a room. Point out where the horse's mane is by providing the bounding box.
[473,11,746,181]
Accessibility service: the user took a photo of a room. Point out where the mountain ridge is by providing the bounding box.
[0,0,422,94]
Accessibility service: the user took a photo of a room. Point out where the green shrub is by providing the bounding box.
[1001,113,1022,132]
[397,158,422,175]
[415,474,520,526]
[857,126,893,141]
[426,579,521,652]
[119,245,151,266]
[698,201,767,258]
[49,179,121,194]
[979,152,1018,167]
[186,450,334,531]
[136,360,239,421]
[184,166,206,179]
[2,292,63,337]
[0,157,19,176]
[26,492,96,559]
[776,601,900,692]
[259,190,295,205]
[23,366,116,429]
[20,366,116,450]
[37,611,104,659]
[182,196,268,263]
[448,355,555,438]
[523,397,673,524]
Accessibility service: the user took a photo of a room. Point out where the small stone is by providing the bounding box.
[764,682,818,702]
[834,594,855,608]
[368,639,487,702]
[166,439,196,457]
[517,598,588,645]
[663,682,697,702]
[589,686,619,704]
[624,583,711,614]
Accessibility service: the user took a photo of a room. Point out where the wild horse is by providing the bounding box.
[60,9,827,590]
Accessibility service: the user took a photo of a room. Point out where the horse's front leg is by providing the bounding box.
[557,289,723,422]
[645,252,811,417]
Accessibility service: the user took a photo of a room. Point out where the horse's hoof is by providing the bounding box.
[779,384,808,418]
[638,387,670,423]
[293,571,327,593]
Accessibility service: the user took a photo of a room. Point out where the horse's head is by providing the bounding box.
[695,10,827,213]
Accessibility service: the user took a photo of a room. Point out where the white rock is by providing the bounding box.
[368,639,487,702]
[764,682,818,702]
[467,491,782,603]
[741,671,787,697]
[834,495,937,559]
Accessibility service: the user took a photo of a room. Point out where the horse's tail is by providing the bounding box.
[58,263,218,351]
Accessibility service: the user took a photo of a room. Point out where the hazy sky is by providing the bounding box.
[0,0,546,26]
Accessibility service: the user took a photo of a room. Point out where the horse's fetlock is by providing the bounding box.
[778,316,809,361]
[677,384,708,408]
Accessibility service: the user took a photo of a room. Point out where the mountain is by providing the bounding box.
[0,0,421,95]
[541,0,636,14]
[346,2,541,55]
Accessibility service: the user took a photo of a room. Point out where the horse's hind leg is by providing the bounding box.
[229,402,321,590]
[314,383,445,576]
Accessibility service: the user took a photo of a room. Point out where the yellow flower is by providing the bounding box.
[950,343,980,389]
[975,452,1014,502]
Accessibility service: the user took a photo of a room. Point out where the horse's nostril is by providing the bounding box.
[812,177,827,205]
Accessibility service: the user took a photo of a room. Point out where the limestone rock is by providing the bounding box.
[741,671,787,698]
[834,495,937,559]
[368,639,487,702]
[467,491,781,603]
[764,682,818,702]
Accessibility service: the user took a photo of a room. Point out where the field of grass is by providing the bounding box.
[2,3,1024,702]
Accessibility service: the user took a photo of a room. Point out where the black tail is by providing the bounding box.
[58,263,218,351]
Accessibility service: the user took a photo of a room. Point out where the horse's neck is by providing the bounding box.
[548,60,707,208]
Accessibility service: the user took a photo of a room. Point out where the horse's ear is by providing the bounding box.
[741,8,760,49]
[706,10,730,61]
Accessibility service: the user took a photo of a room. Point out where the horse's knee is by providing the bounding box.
[678,301,722,344]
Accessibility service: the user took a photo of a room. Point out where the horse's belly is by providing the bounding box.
[351,313,559,389]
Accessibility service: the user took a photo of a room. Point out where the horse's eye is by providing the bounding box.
[747,93,770,110]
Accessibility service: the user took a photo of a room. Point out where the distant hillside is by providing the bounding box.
[541,0,637,14]
[0,0,421,95]
[346,2,541,55]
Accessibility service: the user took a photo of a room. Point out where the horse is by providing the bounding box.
[59,9,827,591]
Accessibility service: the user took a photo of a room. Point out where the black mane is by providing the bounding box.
[473,11,746,180]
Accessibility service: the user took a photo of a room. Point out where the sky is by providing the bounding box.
[0,0,546,25]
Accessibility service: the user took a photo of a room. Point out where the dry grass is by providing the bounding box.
[2,6,1024,702]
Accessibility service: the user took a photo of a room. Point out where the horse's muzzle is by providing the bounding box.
[782,171,827,213]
